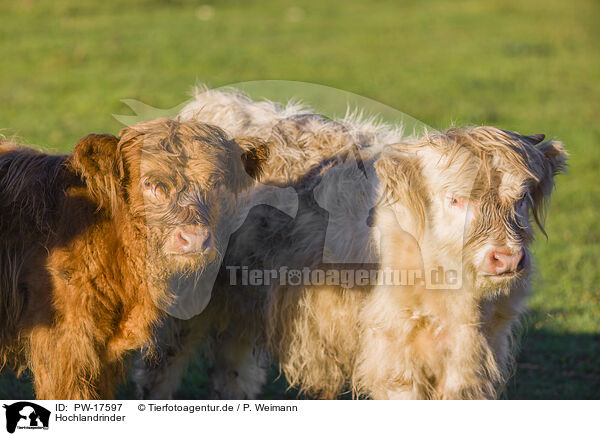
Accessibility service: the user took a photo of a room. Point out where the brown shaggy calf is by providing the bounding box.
[134,88,567,399]
[0,118,267,399]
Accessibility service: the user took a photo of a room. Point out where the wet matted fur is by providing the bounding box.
[134,88,567,399]
[0,118,268,399]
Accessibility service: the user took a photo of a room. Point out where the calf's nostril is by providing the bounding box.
[489,251,503,267]
[176,230,191,248]
[201,232,213,251]
[517,251,527,271]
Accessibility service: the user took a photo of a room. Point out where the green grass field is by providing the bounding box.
[0,0,598,399]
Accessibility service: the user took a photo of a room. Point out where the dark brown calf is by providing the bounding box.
[0,118,267,399]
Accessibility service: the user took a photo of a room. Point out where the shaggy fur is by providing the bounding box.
[134,88,567,399]
[0,118,267,399]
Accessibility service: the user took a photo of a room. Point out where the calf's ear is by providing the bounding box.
[534,138,568,199]
[374,151,427,237]
[529,139,568,236]
[539,139,568,177]
[237,136,270,180]
[72,133,123,212]
[226,136,270,193]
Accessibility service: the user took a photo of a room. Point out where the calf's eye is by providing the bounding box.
[446,194,467,209]
[142,180,169,202]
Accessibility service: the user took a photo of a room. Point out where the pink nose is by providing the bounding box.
[480,247,525,275]
[168,226,214,255]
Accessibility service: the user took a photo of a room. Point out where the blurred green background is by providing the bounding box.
[0,0,598,399]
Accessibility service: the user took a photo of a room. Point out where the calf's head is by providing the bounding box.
[380,126,567,293]
[72,118,268,274]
